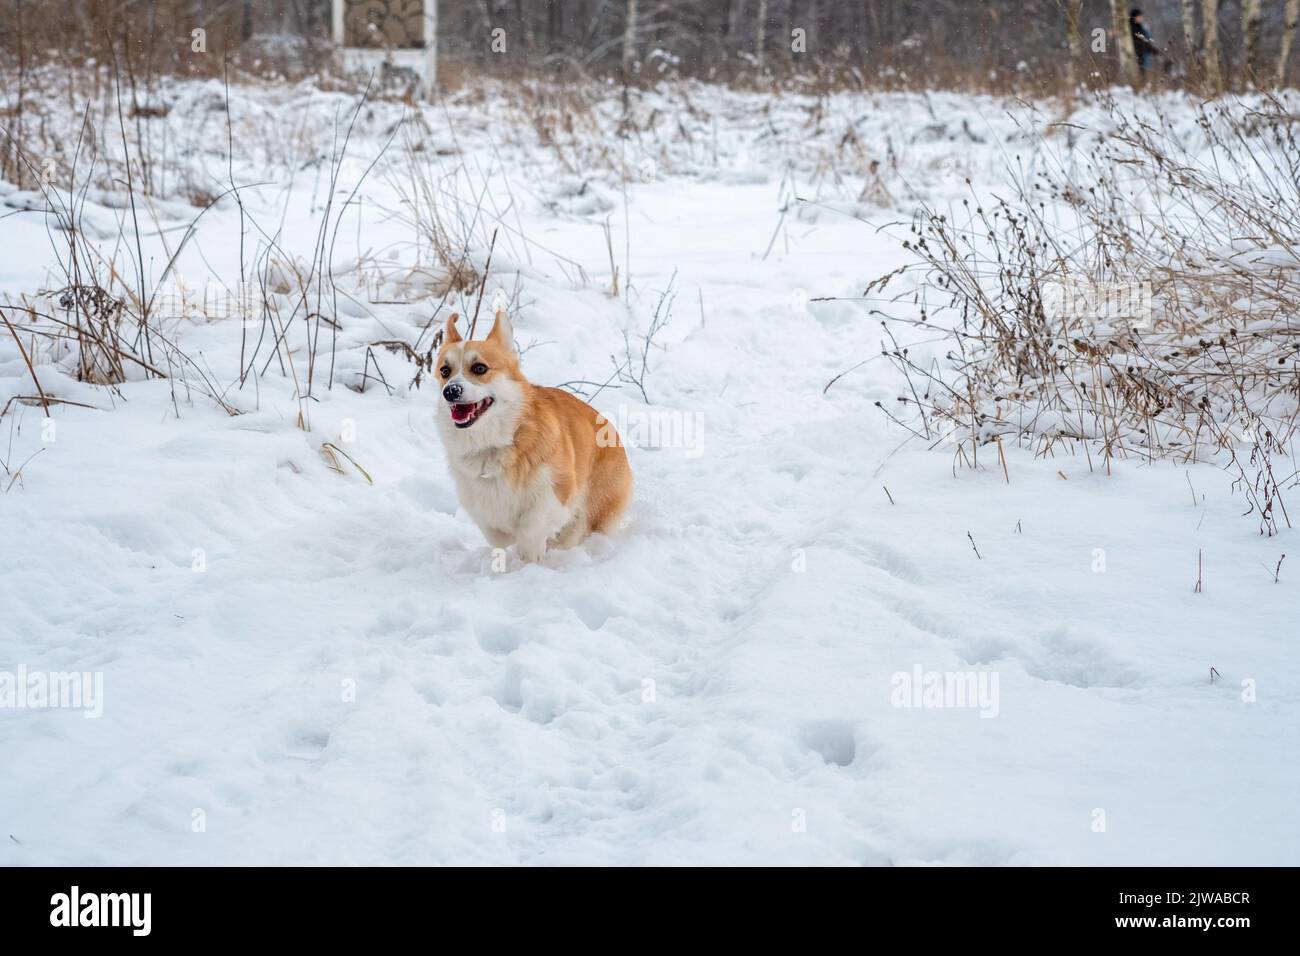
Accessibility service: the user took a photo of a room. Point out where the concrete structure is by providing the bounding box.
[331,0,437,91]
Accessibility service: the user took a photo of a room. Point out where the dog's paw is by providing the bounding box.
[517,542,548,564]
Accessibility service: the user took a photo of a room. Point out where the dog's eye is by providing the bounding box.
[471,362,488,375]
[440,366,451,378]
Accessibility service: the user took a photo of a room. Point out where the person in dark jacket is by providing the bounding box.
[1129,8,1160,72]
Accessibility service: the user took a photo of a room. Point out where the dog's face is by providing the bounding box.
[434,310,526,442]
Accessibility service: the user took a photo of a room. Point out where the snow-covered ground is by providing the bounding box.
[1,76,1296,865]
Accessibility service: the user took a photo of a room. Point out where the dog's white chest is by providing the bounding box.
[456,469,526,531]
[448,452,553,536]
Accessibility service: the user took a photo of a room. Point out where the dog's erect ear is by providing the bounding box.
[488,309,516,356]
[444,312,462,345]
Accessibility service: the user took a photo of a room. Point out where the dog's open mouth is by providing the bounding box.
[450,397,493,428]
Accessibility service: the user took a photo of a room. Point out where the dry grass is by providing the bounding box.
[879,93,1300,534]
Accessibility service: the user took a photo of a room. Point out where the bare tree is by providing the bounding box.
[864,0,881,56]
[16,0,1294,91]
[622,0,637,74]
[1242,0,1263,80]
[1111,0,1138,85]
[1059,0,1084,89]
[1179,0,1197,62]
[1280,0,1300,85]
[1202,0,1222,88]
[727,0,744,40]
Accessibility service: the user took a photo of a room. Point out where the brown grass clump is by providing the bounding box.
[879,93,1300,535]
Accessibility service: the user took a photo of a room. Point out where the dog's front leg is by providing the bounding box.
[515,527,550,563]
[515,500,564,563]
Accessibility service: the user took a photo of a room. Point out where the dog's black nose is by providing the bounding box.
[443,383,462,402]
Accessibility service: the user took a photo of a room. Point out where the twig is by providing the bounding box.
[321,442,374,485]
[823,359,870,394]
[0,308,49,414]
[468,227,499,340]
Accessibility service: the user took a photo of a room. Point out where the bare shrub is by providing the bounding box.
[881,92,1300,534]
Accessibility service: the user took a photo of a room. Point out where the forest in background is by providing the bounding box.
[1,1,1298,91]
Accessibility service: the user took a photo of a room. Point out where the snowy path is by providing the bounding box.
[2,85,1298,865]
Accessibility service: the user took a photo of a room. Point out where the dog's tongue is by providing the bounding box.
[451,403,475,423]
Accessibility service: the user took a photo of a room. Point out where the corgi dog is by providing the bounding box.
[433,310,632,562]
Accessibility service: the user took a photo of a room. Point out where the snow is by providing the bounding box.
[1,75,1297,865]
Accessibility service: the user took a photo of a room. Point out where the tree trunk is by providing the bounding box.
[1180,0,1197,68]
[622,0,637,75]
[1201,0,1221,89]
[1111,0,1138,85]
[1062,1,1084,90]
[1242,0,1263,80]
[1279,0,1300,85]
[756,0,767,67]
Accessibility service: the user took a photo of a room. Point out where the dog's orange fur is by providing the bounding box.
[504,386,633,534]
[437,312,632,542]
